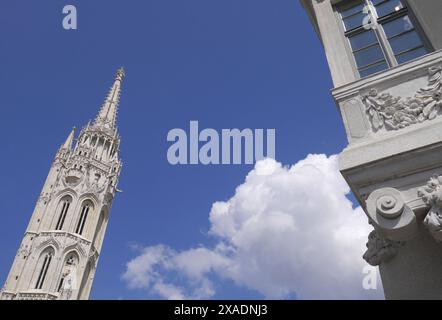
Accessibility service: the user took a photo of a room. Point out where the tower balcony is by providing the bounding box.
[0,290,58,300]
[36,230,92,244]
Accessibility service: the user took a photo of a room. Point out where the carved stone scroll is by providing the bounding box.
[365,187,418,241]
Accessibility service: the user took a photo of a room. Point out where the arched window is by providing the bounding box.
[35,249,54,290]
[75,201,93,236]
[55,196,72,231]
[97,137,104,148]
[57,253,79,294]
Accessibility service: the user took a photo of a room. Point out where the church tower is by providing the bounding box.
[0,68,125,300]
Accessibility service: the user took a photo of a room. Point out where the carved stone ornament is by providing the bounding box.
[18,244,32,259]
[363,230,403,266]
[63,166,84,188]
[418,175,442,242]
[83,166,106,194]
[363,66,442,132]
[365,187,418,241]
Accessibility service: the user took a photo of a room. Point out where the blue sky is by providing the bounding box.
[0,1,373,299]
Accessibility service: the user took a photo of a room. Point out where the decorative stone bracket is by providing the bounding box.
[362,179,442,266]
[418,175,442,242]
[363,66,442,132]
[365,187,418,242]
[363,187,416,266]
[363,230,403,266]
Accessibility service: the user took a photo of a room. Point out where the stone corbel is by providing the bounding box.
[363,229,403,266]
[365,187,418,242]
[418,175,442,242]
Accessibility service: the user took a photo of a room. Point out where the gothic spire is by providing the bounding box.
[61,127,76,150]
[94,68,125,130]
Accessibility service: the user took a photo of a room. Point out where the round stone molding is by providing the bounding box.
[375,190,405,219]
[366,187,418,242]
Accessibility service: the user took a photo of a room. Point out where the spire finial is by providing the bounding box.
[116,67,125,82]
[61,127,76,150]
[94,68,125,130]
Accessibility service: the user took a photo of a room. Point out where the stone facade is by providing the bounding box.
[0,69,125,300]
[301,0,442,299]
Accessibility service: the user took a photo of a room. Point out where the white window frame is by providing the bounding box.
[335,0,433,78]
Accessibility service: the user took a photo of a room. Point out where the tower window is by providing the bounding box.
[75,201,92,235]
[57,277,65,292]
[35,251,53,290]
[58,253,78,293]
[336,0,432,78]
[55,196,71,231]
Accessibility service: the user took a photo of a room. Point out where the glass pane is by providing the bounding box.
[396,47,428,64]
[354,44,385,68]
[340,2,365,18]
[375,0,404,17]
[383,15,414,38]
[359,61,389,77]
[389,30,423,54]
[343,12,365,30]
[349,30,378,51]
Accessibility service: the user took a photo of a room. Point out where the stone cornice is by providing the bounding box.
[332,50,442,102]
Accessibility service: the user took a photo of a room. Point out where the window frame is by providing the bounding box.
[55,196,72,231]
[35,250,53,290]
[334,0,433,79]
[75,201,93,236]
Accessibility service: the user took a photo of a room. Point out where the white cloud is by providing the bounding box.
[122,154,384,299]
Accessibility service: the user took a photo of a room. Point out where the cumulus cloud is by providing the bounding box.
[122,154,383,299]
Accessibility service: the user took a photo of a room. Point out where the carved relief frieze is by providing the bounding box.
[363,66,442,132]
